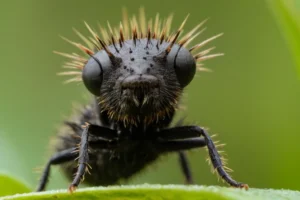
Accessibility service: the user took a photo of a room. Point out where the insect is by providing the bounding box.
[36,8,248,192]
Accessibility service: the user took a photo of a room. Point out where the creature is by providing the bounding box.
[37,8,248,192]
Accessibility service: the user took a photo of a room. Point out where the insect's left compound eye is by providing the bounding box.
[82,51,111,96]
[168,46,196,88]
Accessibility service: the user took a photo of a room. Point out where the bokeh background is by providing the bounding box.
[0,0,299,191]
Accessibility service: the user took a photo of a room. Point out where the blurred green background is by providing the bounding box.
[0,0,299,192]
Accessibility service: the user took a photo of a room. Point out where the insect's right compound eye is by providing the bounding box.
[82,51,112,96]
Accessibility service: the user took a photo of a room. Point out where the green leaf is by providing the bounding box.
[0,173,31,197]
[1,185,300,200]
[267,0,300,77]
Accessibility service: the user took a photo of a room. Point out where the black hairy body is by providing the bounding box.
[57,101,162,186]
[37,9,248,192]
[53,39,183,187]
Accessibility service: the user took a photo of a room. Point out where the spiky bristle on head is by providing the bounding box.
[56,8,223,126]
[56,8,223,83]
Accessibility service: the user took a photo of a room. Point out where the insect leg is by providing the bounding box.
[158,138,206,151]
[158,126,202,140]
[36,148,77,192]
[69,123,118,192]
[157,126,248,189]
[178,151,194,184]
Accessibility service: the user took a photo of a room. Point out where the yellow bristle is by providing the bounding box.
[56,9,222,83]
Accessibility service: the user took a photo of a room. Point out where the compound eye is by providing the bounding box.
[166,45,196,88]
[174,47,196,88]
[82,51,112,96]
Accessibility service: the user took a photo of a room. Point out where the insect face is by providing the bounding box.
[82,38,196,125]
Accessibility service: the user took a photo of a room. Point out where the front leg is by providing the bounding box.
[36,148,78,192]
[157,126,248,189]
[69,123,118,192]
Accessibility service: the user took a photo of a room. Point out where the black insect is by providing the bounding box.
[37,9,248,192]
